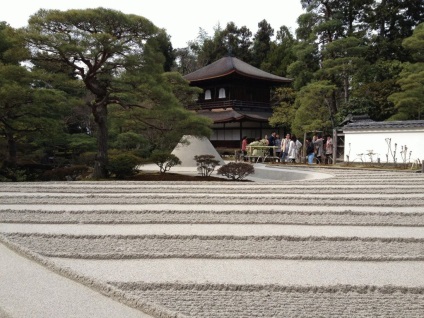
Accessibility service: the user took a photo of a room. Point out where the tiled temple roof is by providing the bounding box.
[184,56,292,83]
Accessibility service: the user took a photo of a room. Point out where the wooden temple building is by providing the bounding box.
[184,56,292,149]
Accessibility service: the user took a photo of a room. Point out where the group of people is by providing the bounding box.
[305,134,333,164]
[241,132,334,164]
[276,133,303,163]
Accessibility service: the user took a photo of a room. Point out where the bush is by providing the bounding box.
[150,151,181,173]
[41,165,90,181]
[194,154,221,176]
[217,162,255,180]
[74,151,96,166]
[0,161,54,181]
[106,153,142,178]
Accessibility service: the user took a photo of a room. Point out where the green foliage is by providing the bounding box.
[0,63,71,165]
[150,150,181,173]
[106,153,142,178]
[112,132,148,151]
[217,162,255,180]
[66,134,97,155]
[388,62,424,120]
[41,165,90,181]
[261,26,296,77]
[287,41,319,90]
[291,81,336,136]
[251,20,274,68]
[24,7,164,178]
[161,72,203,106]
[350,60,402,120]
[74,152,97,167]
[402,23,424,62]
[269,87,297,130]
[194,154,221,177]
[0,166,28,182]
[0,161,52,181]
[335,97,375,124]
[320,37,368,104]
[388,24,424,120]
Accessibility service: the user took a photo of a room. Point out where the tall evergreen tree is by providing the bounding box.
[251,20,274,68]
[262,26,297,77]
[388,23,424,120]
[24,8,171,178]
[0,24,71,167]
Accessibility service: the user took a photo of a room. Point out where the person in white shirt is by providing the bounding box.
[280,133,291,163]
[288,135,302,163]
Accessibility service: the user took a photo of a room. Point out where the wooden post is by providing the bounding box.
[332,129,337,165]
[422,160,424,173]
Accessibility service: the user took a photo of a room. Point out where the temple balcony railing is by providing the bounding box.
[186,100,272,112]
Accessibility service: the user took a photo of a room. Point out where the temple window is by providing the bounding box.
[204,89,212,100]
[218,88,226,99]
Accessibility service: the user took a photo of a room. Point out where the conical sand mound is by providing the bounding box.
[171,135,225,167]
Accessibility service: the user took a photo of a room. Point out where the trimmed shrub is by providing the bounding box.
[106,153,142,178]
[217,162,255,180]
[194,154,221,176]
[150,151,181,173]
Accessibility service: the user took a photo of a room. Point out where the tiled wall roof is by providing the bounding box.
[343,120,424,131]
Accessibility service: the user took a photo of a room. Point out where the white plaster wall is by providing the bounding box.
[343,129,424,164]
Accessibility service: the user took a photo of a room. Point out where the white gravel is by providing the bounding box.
[49,258,424,287]
[2,204,424,213]
[1,165,424,317]
[0,244,153,318]
[2,223,424,238]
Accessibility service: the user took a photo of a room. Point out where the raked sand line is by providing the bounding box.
[2,195,424,206]
[2,223,424,238]
[2,204,424,213]
[2,185,424,193]
[2,191,423,198]
[109,282,424,318]
[3,210,424,226]
[4,232,424,261]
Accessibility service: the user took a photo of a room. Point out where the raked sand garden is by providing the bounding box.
[1,165,424,317]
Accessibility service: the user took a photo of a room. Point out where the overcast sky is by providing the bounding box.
[0,0,304,48]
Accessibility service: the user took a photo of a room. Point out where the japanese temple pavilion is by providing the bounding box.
[184,56,292,149]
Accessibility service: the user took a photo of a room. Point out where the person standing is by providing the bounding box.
[268,132,276,156]
[325,135,333,164]
[275,134,282,160]
[241,136,248,161]
[305,137,315,164]
[281,133,291,163]
[287,136,296,163]
[288,135,301,163]
[313,134,324,164]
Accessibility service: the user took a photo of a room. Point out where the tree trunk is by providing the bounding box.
[92,103,109,179]
[6,131,17,166]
